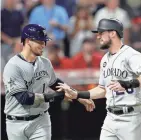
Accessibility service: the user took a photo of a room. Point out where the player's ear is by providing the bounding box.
[25,38,29,44]
[26,38,33,46]
[110,31,116,38]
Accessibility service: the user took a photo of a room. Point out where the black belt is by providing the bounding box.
[107,107,134,115]
[7,110,48,121]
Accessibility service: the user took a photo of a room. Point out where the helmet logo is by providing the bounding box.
[43,30,47,36]
[29,27,36,31]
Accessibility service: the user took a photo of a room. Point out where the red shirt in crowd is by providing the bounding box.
[51,57,73,70]
[72,52,103,69]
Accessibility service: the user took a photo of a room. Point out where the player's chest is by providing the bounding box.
[102,54,128,79]
[22,64,50,88]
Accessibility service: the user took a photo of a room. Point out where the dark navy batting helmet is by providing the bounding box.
[92,18,123,38]
[21,24,51,44]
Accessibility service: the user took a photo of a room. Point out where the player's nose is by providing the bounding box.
[96,34,101,39]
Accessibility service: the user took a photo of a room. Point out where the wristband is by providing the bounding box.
[118,79,140,89]
[43,92,64,102]
[77,91,90,99]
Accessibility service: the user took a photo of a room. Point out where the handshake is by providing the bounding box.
[56,83,78,99]
[56,83,95,112]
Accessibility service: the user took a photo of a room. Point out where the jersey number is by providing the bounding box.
[116,88,134,95]
[42,83,45,93]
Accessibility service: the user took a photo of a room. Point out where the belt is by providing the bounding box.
[7,110,48,121]
[107,107,134,115]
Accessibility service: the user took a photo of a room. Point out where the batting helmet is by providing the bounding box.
[92,18,123,38]
[21,24,51,44]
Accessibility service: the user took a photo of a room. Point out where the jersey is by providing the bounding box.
[99,45,141,107]
[3,55,57,116]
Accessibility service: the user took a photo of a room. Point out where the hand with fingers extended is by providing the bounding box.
[56,83,78,99]
[107,80,126,92]
[78,99,95,112]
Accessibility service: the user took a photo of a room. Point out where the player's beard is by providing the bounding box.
[100,39,112,50]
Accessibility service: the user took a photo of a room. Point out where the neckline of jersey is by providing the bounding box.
[109,45,124,55]
[17,54,36,65]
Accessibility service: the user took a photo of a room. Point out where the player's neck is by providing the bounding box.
[20,49,37,63]
[109,40,123,55]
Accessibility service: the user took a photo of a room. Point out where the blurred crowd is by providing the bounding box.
[1,0,141,90]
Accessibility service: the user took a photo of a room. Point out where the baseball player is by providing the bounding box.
[57,19,141,140]
[3,24,94,140]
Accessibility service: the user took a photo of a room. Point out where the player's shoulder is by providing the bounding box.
[124,45,141,57]
[5,55,19,66]
[38,56,52,64]
[3,55,20,73]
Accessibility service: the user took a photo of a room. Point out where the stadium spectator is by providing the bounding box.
[56,0,76,17]
[72,38,103,69]
[94,0,131,45]
[29,0,69,42]
[68,5,94,56]
[23,0,41,18]
[1,0,25,62]
[47,43,73,69]
[130,16,141,44]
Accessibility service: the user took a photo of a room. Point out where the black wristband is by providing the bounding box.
[77,91,90,99]
[118,79,140,89]
[43,91,65,102]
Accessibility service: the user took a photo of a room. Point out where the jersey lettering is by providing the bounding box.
[104,68,128,78]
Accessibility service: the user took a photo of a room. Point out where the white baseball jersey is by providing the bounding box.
[3,55,57,116]
[99,45,141,107]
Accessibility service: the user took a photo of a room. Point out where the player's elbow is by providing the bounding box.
[13,91,35,105]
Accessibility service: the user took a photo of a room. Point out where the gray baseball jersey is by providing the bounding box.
[3,55,57,116]
[99,45,141,107]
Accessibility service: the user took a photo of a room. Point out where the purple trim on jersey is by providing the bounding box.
[13,91,35,105]
[17,54,36,65]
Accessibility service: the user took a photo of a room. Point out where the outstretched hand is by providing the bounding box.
[107,81,125,92]
[78,99,95,112]
[56,83,78,99]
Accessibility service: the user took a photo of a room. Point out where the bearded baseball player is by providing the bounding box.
[57,18,141,140]
[3,24,94,140]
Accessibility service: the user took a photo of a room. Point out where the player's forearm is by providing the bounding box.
[34,92,64,106]
[118,76,141,89]
[14,91,64,106]
[89,86,106,99]
[76,86,106,99]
